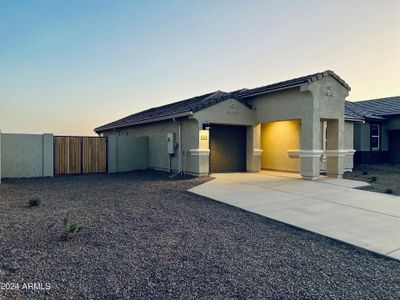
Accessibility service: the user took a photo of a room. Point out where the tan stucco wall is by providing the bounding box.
[307,76,348,151]
[246,124,262,172]
[344,121,354,149]
[102,118,201,175]
[261,120,300,172]
[308,77,349,178]
[182,118,205,175]
[0,133,54,179]
[248,88,313,123]
[193,98,256,174]
[247,76,349,178]
[99,75,350,179]
[193,98,255,126]
[312,77,347,121]
[246,78,347,151]
[107,136,149,173]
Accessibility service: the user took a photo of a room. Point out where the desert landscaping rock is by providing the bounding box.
[0,171,400,299]
[344,164,400,196]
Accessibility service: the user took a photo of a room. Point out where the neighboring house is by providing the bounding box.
[95,70,358,180]
[345,97,400,164]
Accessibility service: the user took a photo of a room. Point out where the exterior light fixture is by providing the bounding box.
[203,122,210,130]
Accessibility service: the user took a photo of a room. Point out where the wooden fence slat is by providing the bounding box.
[54,136,107,175]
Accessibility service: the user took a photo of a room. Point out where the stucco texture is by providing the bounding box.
[193,98,255,126]
[99,75,351,179]
[261,120,300,172]
[107,136,149,173]
[104,118,201,175]
[344,121,355,171]
[193,98,256,175]
[0,133,54,179]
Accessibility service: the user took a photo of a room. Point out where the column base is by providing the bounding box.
[247,149,262,173]
[299,150,323,180]
[301,175,320,180]
[190,148,210,176]
[325,150,346,179]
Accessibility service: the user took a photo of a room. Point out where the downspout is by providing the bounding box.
[172,118,182,175]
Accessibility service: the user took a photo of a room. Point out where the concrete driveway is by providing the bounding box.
[189,172,400,260]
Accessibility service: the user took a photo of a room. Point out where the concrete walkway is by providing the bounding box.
[189,172,400,260]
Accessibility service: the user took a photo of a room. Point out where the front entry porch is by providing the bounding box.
[254,118,351,180]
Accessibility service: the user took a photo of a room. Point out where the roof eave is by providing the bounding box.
[321,70,351,91]
[364,116,387,122]
[94,111,193,133]
[376,112,400,117]
[240,83,303,99]
[241,71,350,99]
[345,117,365,122]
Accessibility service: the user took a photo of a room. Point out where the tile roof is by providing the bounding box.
[345,101,383,121]
[94,91,236,132]
[352,96,400,116]
[344,101,365,120]
[344,96,400,121]
[95,70,351,132]
[239,70,350,98]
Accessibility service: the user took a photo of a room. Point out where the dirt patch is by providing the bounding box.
[0,170,399,299]
[344,164,400,196]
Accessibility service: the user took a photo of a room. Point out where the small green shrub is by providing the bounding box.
[385,189,393,194]
[28,197,42,207]
[362,171,368,175]
[62,214,84,241]
[370,176,377,182]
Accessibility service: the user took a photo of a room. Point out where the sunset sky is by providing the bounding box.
[1,0,399,135]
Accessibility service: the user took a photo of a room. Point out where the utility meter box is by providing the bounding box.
[167,132,176,154]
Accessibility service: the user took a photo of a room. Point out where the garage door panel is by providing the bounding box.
[210,125,246,173]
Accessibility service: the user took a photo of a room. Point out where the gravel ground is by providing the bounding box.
[344,164,400,196]
[0,170,400,299]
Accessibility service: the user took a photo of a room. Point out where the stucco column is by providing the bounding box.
[42,133,54,177]
[246,124,262,172]
[325,119,346,178]
[300,117,322,180]
[189,128,210,176]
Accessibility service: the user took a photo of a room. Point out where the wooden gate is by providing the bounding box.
[54,136,107,175]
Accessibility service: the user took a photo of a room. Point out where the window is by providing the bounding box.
[371,124,380,151]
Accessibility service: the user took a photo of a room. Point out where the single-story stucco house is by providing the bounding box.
[95,70,360,180]
[345,96,400,164]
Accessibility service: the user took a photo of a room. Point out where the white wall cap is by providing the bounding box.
[325,150,348,157]
[346,149,356,155]
[288,150,323,158]
[189,149,210,156]
[253,149,263,156]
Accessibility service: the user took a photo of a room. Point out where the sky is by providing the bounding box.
[0,0,399,135]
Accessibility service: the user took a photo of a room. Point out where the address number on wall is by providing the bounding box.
[228,103,238,114]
